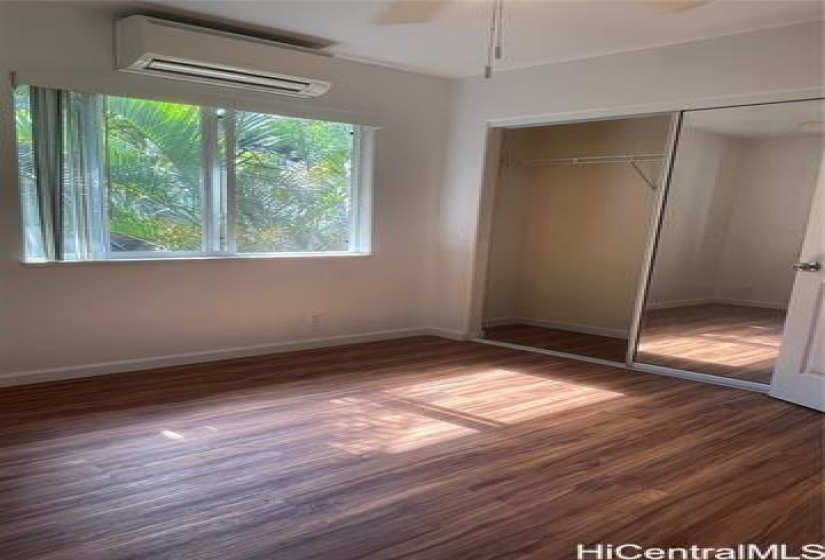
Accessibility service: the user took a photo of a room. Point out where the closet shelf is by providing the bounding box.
[513,153,663,167]
[511,153,663,190]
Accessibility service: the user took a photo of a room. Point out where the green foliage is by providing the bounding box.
[14,87,34,183]
[235,111,353,252]
[15,89,354,254]
[106,97,204,251]
[105,97,353,253]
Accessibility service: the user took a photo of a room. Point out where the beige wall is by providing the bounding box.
[484,116,671,336]
[717,135,821,306]
[646,126,740,307]
[483,162,528,323]
[647,128,822,310]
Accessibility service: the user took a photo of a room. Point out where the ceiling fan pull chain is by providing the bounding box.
[484,0,497,78]
[495,0,503,60]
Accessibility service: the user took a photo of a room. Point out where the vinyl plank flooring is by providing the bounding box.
[0,336,820,560]
[636,304,786,383]
[485,304,786,383]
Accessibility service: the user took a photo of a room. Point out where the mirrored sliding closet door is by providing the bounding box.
[633,99,824,385]
[480,115,675,363]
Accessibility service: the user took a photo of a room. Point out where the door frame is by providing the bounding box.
[467,109,678,341]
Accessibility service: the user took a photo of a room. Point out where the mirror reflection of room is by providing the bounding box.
[482,115,673,362]
[636,100,824,384]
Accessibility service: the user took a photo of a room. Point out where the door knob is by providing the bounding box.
[793,261,823,272]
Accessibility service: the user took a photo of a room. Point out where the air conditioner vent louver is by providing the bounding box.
[143,58,322,94]
[116,16,332,98]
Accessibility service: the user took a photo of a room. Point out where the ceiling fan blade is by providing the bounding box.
[642,0,712,13]
[371,1,450,25]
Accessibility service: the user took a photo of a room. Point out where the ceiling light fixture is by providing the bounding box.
[484,0,504,78]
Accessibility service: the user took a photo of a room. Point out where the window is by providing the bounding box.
[14,86,371,262]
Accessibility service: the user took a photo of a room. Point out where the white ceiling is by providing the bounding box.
[687,100,825,138]
[146,0,824,77]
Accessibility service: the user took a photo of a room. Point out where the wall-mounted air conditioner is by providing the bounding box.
[115,15,332,98]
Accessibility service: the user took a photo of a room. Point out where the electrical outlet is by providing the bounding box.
[309,313,323,327]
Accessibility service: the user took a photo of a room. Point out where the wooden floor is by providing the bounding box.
[0,337,821,560]
[484,304,785,384]
[483,324,628,362]
[636,304,786,384]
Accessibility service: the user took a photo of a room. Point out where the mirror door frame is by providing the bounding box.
[624,112,683,368]
[628,97,825,393]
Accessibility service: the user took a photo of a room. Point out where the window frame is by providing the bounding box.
[16,86,375,263]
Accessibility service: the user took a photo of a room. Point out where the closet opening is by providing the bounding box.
[476,114,676,365]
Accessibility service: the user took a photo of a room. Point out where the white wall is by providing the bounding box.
[647,129,822,310]
[484,117,670,336]
[715,135,823,306]
[0,1,450,378]
[645,126,742,307]
[436,21,824,335]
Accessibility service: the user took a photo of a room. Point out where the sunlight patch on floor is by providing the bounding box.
[161,429,185,441]
[385,369,625,424]
[325,369,624,455]
[327,396,478,455]
[639,335,779,368]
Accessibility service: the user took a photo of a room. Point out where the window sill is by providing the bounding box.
[21,252,374,266]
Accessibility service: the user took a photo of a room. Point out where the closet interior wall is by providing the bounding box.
[484,116,672,341]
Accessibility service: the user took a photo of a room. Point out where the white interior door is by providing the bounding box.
[770,154,825,411]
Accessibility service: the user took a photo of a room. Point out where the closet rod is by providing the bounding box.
[515,153,663,167]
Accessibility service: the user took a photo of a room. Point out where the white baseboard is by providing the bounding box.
[520,318,628,339]
[482,316,520,327]
[646,298,787,311]
[645,298,714,310]
[0,327,466,388]
[711,298,788,310]
[422,327,471,341]
[483,316,628,340]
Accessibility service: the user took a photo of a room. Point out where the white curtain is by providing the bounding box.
[27,87,106,261]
